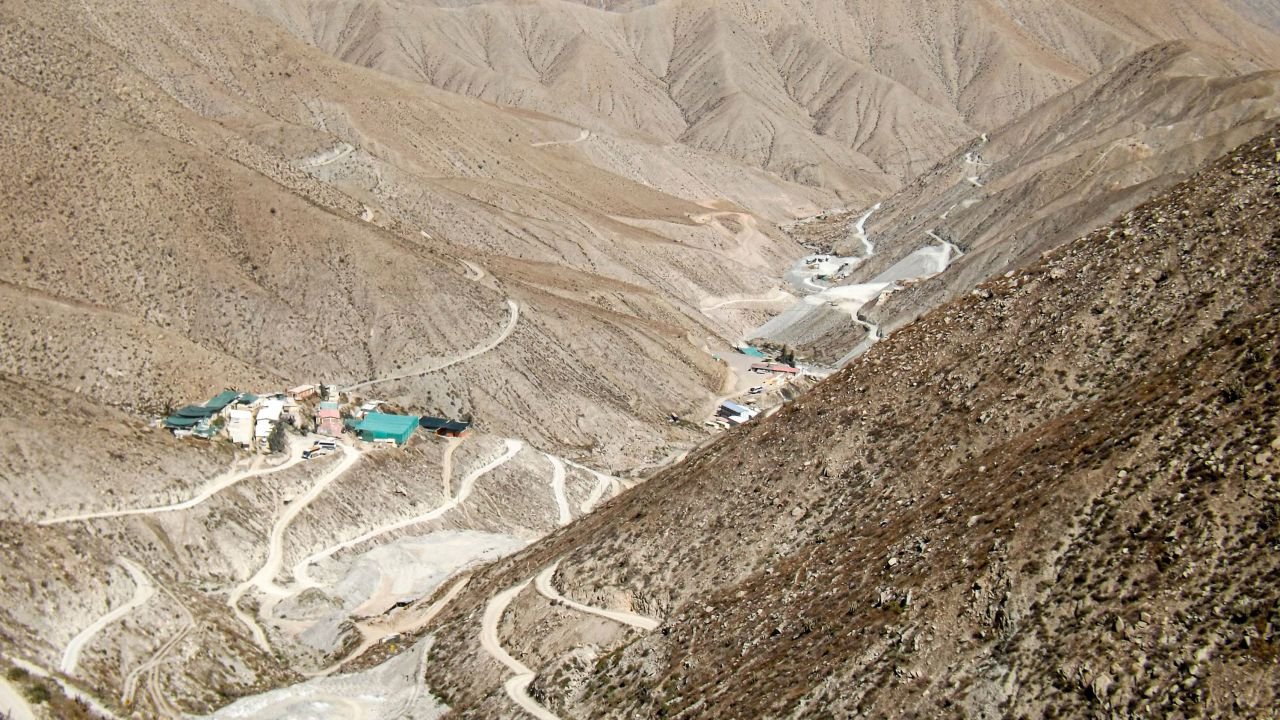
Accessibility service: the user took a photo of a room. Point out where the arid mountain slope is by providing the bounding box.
[0,0,828,475]
[414,126,1280,718]
[763,40,1280,363]
[239,0,1280,193]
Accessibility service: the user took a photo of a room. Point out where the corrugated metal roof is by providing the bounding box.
[257,399,285,422]
[420,416,470,431]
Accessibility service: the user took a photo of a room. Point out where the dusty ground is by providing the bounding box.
[409,125,1280,719]
[2,1,1279,718]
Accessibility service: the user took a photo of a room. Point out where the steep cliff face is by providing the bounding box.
[417,126,1280,719]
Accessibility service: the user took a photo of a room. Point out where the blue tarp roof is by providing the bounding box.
[736,346,766,358]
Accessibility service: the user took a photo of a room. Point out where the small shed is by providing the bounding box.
[355,412,419,445]
[288,384,318,401]
[420,416,471,438]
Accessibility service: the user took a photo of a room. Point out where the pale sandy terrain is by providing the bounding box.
[1,0,1278,717]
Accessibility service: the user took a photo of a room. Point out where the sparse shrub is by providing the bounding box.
[268,422,286,454]
[23,681,52,704]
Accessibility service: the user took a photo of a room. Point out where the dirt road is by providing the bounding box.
[39,437,308,525]
[545,454,571,526]
[61,558,155,675]
[290,440,523,589]
[343,299,519,393]
[534,562,659,630]
[480,579,561,720]
[227,444,360,652]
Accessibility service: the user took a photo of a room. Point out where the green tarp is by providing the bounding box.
[175,404,216,419]
[164,415,201,428]
[355,412,419,445]
[205,390,240,411]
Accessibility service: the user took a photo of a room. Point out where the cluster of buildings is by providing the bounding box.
[162,383,473,453]
[163,388,312,450]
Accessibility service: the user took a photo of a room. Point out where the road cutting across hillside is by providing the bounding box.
[39,437,310,525]
[545,454,572,526]
[534,562,659,630]
[61,558,156,675]
[307,574,472,679]
[120,581,194,712]
[290,439,524,590]
[530,128,590,148]
[480,580,561,720]
[227,444,361,652]
[0,676,35,720]
[343,298,519,392]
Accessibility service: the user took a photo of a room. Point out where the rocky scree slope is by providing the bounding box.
[417,125,1280,718]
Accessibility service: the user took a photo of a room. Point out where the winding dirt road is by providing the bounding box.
[120,582,193,713]
[534,562,659,630]
[308,575,472,680]
[291,439,524,589]
[343,298,519,393]
[61,559,156,675]
[39,438,308,526]
[227,444,361,652]
[480,580,561,720]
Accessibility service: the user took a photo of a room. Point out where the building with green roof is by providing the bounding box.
[205,390,241,412]
[354,412,419,445]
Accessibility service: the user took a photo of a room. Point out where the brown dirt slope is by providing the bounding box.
[0,0,818,475]
[418,125,1280,718]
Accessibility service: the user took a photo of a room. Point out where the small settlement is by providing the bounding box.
[706,346,804,431]
[162,382,471,458]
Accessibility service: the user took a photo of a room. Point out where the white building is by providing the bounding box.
[227,408,255,446]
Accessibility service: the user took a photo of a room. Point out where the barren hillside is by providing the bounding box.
[239,0,1280,193]
[414,123,1280,720]
[1,1,1278,718]
[758,40,1280,363]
